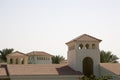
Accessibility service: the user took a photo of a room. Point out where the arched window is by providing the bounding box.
[41,57,43,60]
[85,44,89,49]
[78,44,83,49]
[48,57,50,60]
[16,58,18,64]
[39,57,41,60]
[10,58,13,64]
[92,44,96,49]
[43,57,45,60]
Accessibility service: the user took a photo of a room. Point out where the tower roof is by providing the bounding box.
[66,34,102,44]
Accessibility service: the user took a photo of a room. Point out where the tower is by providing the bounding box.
[66,34,102,76]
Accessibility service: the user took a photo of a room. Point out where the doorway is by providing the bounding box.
[83,57,93,76]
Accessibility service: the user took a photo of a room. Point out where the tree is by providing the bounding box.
[52,55,65,64]
[0,48,14,62]
[100,50,119,63]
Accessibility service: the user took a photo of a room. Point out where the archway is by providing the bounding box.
[10,58,13,64]
[83,57,93,76]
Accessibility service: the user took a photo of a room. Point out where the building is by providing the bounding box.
[27,51,53,64]
[0,34,120,80]
[6,51,53,64]
[6,51,28,64]
[66,34,101,76]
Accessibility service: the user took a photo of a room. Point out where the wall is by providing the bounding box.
[76,41,100,76]
[28,56,52,64]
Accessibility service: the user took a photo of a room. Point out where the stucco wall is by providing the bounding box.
[67,41,100,76]
[67,50,76,70]
[28,56,52,64]
[76,48,100,76]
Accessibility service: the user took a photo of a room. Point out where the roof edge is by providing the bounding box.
[66,34,102,44]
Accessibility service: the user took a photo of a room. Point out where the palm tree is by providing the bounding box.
[52,55,65,64]
[100,50,119,63]
[0,48,14,62]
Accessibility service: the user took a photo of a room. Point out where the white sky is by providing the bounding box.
[0,0,120,61]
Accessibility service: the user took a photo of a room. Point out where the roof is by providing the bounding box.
[6,51,27,57]
[27,51,53,56]
[0,67,7,76]
[0,64,9,77]
[66,34,102,44]
[100,63,120,76]
[7,64,81,76]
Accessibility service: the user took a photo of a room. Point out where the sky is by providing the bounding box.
[0,0,120,61]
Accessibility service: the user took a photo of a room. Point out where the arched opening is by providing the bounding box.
[16,58,18,64]
[10,58,13,64]
[21,58,24,64]
[92,44,96,49]
[83,57,93,76]
[85,44,89,49]
[78,44,83,49]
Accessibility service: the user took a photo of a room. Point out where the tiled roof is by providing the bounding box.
[27,51,53,56]
[7,64,81,76]
[0,64,8,77]
[6,51,27,57]
[0,67,7,76]
[100,63,120,75]
[66,34,102,44]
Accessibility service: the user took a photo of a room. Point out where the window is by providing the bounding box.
[37,56,40,60]
[92,44,96,49]
[78,44,83,49]
[39,57,41,60]
[85,44,89,49]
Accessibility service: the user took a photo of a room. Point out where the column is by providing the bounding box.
[18,58,21,64]
[7,57,10,64]
[13,58,16,64]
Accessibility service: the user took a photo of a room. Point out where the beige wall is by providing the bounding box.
[7,56,28,64]
[67,41,100,76]
[28,56,52,64]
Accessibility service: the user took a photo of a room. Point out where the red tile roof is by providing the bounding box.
[27,51,53,56]
[0,64,8,77]
[100,63,120,75]
[66,34,102,44]
[7,64,81,76]
[6,51,27,57]
[0,67,7,76]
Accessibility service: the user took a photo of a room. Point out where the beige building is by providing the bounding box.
[27,51,53,64]
[6,51,28,64]
[1,34,120,80]
[6,51,53,64]
[66,34,101,76]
